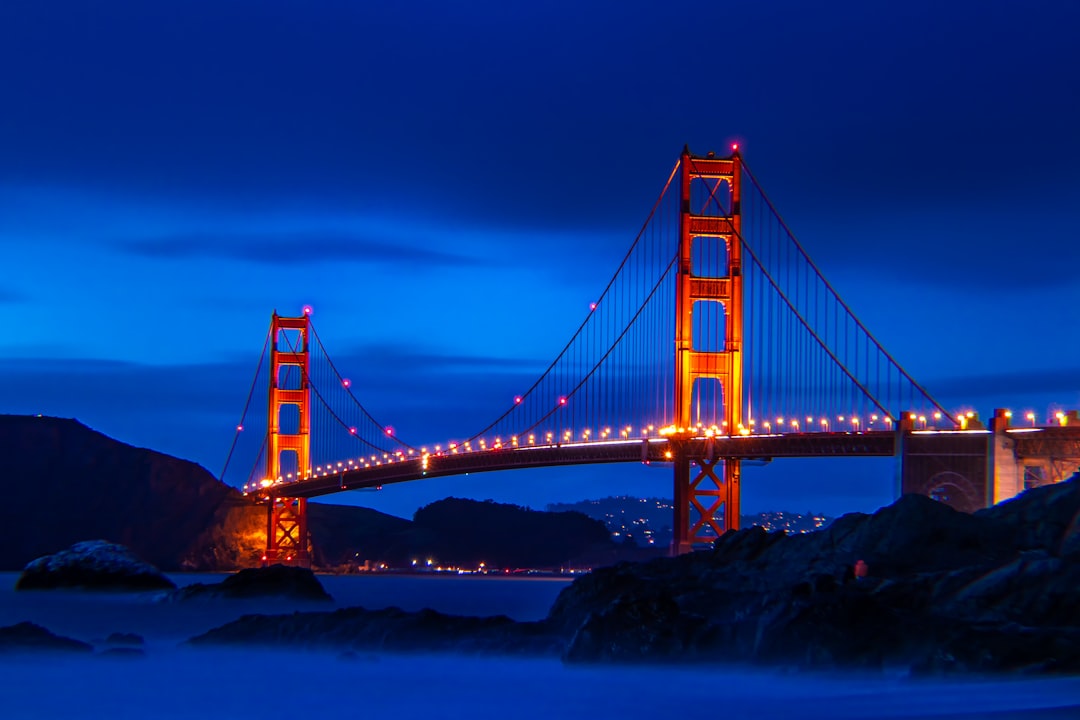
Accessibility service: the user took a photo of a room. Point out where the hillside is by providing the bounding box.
[0,415,409,571]
[0,415,624,571]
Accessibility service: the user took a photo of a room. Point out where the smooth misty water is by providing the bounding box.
[2,572,1080,720]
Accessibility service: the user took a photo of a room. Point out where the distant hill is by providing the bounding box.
[0,415,629,571]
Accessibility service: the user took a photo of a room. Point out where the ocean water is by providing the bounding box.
[2,572,1079,719]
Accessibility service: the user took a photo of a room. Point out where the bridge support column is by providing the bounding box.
[265,497,309,567]
[263,311,312,568]
[672,146,742,554]
[673,455,740,554]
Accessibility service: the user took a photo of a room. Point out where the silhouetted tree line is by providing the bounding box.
[405,497,614,569]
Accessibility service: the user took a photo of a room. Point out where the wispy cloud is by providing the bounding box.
[114,231,483,268]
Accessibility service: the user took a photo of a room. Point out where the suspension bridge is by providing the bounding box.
[220,146,1080,566]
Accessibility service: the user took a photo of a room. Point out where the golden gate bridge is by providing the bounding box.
[219,146,1080,566]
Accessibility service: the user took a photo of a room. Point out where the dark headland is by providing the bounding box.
[0,414,635,571]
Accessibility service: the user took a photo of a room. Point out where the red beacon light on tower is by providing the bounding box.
[302,305,313,316]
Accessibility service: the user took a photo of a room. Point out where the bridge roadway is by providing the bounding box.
[270,431,899,499]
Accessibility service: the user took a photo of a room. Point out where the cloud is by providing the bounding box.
[114,231,484,268]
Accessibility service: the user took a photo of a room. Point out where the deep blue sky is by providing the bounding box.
[2,1,1078,518]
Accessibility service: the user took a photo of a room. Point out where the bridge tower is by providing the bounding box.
[265,311,312,567]
[672,146,743,554]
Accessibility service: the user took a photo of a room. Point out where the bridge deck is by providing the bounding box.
[269,431,898,499]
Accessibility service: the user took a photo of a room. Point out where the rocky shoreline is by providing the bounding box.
[185,475,1080,674]
[11,474,1080,675]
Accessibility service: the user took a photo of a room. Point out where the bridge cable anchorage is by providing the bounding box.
[736,158,954,426]
[461,158,682,445]
[307,321,417,453]
[219,324,272,482]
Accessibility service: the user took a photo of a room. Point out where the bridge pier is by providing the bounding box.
[265,497,310,568]
[672,442,740,555]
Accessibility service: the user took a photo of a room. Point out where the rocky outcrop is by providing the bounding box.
[0,622,93,653]
[188,474,1080,675]
[189,606,560,655]
[553,476,1080,673]
[15,540,176,591]
[169,565,332,602]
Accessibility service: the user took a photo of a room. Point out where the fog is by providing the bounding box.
[2,573,1078,719]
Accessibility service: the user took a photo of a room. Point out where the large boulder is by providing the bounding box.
[563,587,705,663]
[0,622,93,653]
[15,540,176,591]
[169,565,332,602]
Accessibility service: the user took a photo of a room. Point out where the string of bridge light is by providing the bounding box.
[240,405,1079,494]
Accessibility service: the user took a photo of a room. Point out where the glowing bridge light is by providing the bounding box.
[559,397,567,405]
[302,305,313,315]
[514,395,522,404]
[589,302,597,311]
[236,424,244,432]
[342,378,351,388]
[349,427,357,435]
[385,426,394,436]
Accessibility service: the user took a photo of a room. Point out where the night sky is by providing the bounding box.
[2,1,1078,519]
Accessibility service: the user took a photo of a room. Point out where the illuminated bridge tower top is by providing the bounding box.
[672,146,743,554]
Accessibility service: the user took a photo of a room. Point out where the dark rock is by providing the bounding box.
[189,605,561,656]
[169,565,332,602]
[0,622,93,653]
[563,588,705,663]
[188,473,1080,675]
[552,474,1080,673]
[977,477,1080,556]
[15,541,176,591]
[105,632,145,647]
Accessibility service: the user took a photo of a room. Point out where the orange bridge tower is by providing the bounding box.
[264,311,312,567]
[672,146,743,554]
